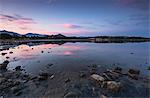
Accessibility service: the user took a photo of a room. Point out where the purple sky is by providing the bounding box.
[0,0,149,37]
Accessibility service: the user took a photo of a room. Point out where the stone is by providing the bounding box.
[79,72,86,78]
[147,66,150,70]
[114,67,122,73]
[15,66,21,71]
[128,69,140,80]
[0,60,9,70]
[64,92,79,98]
[41,51,44,53]
[11,86,21,94]
[65,78,70,83]
[38,72,48,80]
[100,95,107,98]
[0,78,6,84]
[128,69,140,75]
[106,81,121,92]
[9,51,13,54]
[50,75,54,79]
[1,53,7,56]
[91,74,105,82]
[6,56,10,59]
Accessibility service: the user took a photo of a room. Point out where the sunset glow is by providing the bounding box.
[0,0,149,36]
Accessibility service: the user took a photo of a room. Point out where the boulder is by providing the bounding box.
[147,66,150,70]
[106,81,121,92]
[91,74,105,82]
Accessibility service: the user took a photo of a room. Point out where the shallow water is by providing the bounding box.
[0,42,149,75]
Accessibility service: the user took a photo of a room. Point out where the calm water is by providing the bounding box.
[0,42,150,75]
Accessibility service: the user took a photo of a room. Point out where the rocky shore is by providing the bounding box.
[0,60,150,98]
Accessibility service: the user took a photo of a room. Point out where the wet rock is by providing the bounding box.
[128,69,140,80]
[15,66,21,71]
[1,53,7,56]
[114,67,122,73]
[100,95,107,98]
[0,60,9,70]
[9,51,13,54]
[50,75,54,79]
[38,72,48,80]
[91,74,105,82]
[0,78,6,84]
[65,78,70,83]
[64,92,79,98]
[11,86,21,94]
[147,66,150,70]
[128,69,140,75]
[79,72,86,78]
[106,81,121,92]
[6,56,10,59]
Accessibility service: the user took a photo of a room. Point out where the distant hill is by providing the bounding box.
[0,30,66,39]
[25,33,49,38]
[0,30,22,37]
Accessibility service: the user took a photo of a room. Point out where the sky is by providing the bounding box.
[0,0,149,37]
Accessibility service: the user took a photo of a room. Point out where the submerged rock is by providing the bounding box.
[106,81,121,92]
[0,60,9,70]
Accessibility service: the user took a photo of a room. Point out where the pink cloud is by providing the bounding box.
[56,23,83,29]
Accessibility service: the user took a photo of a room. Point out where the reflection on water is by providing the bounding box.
[0,42,149,75]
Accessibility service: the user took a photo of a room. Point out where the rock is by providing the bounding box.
[79,72,86,78]
[64,92,79,98]
[147,66,150,70]
[100,95,107,98]
[128,69,140,75]
[65,78,70,83]
[92,64,98,68]
[0,60,9,70]
[1,53,7,56]
[9,51,13,54]
[128,69,140,80]
[114,67,122,73]
[50,75,54,79]
[41,51,44,53]
[6,56,10,59]
[0,78,6,84]
[38,72,48,80]
[11,86,21,94]
[106,81,121,92]
[15,66,21,71]
[130,52,134,54]
[91,74,105,82]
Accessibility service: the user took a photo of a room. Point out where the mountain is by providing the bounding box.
[24,33,49,38]
[50,34,66,39]
[0,30,22,37]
